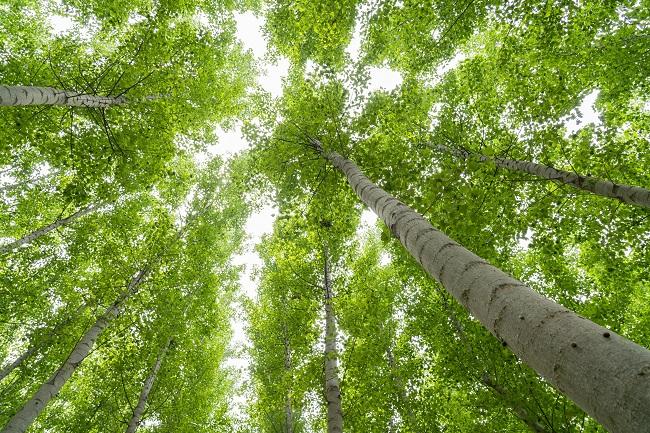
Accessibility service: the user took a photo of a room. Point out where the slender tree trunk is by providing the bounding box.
[0,86,126,107]
[0,348,35,383]
[282,323,294,433]
[322,248,343,433]
[0,172,55,194]
[316,143,650,433]
[480,375,549,433]
[437,144,650,209]
[386,346,418,431]
[0,304,87,382]
[125,337,172,433]
[0,205,97,254]
[0,268,148,433]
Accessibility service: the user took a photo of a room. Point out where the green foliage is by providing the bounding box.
[2,0,650,432]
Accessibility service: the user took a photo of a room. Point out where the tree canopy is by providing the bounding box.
[1,1,649,432]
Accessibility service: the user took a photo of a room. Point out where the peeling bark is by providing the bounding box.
[0,86,126,107]
[438,144,650,209]
[322,248,343,433]
[0,205,97,254]
[0,268,148,433]
[125,337,172,433]
[319,145,650,433]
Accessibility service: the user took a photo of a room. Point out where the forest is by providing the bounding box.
[0,0,649,432]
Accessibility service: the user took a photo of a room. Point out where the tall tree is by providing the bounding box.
[434,143,650,209]
[0,204,98,254]
[0,86,126,107]
[125,337,173,433]
[322,245,343,433]
[0,304,87,382]
[310,139,650,433]
[0,266,150,433]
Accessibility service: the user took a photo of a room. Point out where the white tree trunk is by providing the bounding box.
[283,324,294,433]
[480,375,548,433]
[0,205,97,254]
[322,248,343,433]
[0,304,87,382]
[125,337,172,433]
[0,269,148,433]
[0,348,35,383]
[386,347,417,431]
[320,146,650,433]
[0,86,126,107]
[438,144,650,209]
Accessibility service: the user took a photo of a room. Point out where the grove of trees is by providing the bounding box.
[1,1,649,432]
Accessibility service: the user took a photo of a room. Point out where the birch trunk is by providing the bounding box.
[0,304,87,382]
[322,249,343,433]
[125,337,172,433]
[386,347,417,431]
[0,86,126,107]
[480,375,549,433]
[283,324,294,433]
[0,205,97,254]
[319,145,650,433]
[0,348,35,383]
[437,144,650,209]
[0,268,148,433]
[440,298,549,432]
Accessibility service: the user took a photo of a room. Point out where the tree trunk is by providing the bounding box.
[0,304,87,382]
[0,86,126,107]
[0,268,148,433]
[125,337,172,433]
[480,375,549,433]
[322,248,343,433]
[282,323,294,433]
[386,346,418,431]
[0,348,35,383]
[440,296,549,432]
[318,144,650,433]
[0,205,97,254]
[437,144,650,209]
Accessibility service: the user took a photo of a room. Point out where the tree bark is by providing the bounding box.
[0,268,148,433]
[480,375,549,433]
[318,144,650,433]
[386,346,418,432]
[322,247,343,433]
[437,144,650,210]
[0,348,35,383]
[0,304,87,382]
[282,323,294,433]
[0,86,126,107]
[125,337,172,433]
[440,297,549,432]
[0,205,97,254]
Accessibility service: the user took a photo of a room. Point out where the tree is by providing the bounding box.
[1,265,151,433]
[322,245,343,433]
[0,86,127,107]
[0,204,98,254]
[125,337,172,433]
[310,139,650,433]
[3,1,650,432]
[435,143,650,210]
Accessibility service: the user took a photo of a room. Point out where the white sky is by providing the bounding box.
[564,89,601,137]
